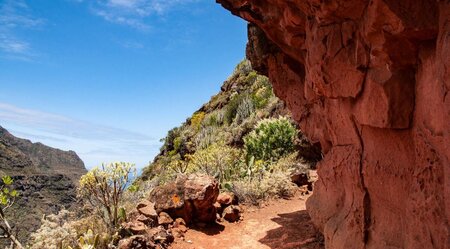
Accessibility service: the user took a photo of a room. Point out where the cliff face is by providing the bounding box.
[0,126,87,242]
[217,1,449,248]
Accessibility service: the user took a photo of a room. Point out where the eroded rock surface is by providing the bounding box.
[150,174,219,224]
[217,1,449,248]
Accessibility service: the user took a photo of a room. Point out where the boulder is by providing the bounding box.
[150,174,219,224]
[222,205,242,223]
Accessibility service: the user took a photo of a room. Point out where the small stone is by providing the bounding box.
[222,205,242,222]
[152,228,174,244]
[137,214,150,223]
[177,224,188,233]
[121,221,147,235]
[217,192,237,206]
[214,201,223,216]
[158,212,174,226]
[174,217,186,227]
[118,235,156,249]
[137,200,158,219]
[172,228,185,239]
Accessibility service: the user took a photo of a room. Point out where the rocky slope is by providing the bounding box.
[217,1,449,248]
[0,126,87,243]
[140,60,321,183]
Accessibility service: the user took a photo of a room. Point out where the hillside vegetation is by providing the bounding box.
[137,60,321,203]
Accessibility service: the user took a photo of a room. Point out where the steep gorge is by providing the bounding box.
[0,126,87,243]
[217,1,449,248]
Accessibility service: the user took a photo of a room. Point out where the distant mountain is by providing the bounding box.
[0,126,87,244]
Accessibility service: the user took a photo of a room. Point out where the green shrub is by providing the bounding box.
[203,110,225,127]
[244,117,297,162]
[231,171,297,205]
[187,144,243,186]
[194,126,220,149]
[0,175,23,248]
[232,59,252,77]
[160,127,181,153]
[235,96,254,125]
[251,78,273,109]
[245,71,258,84]
[190,111,206,131]
[167,155,189,174]
[224,95,242,125]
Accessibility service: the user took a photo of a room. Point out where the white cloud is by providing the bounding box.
[0,102,153,141]
[0,103,161,169]
[94,9,151,31]
[0,37,30,53]
[88,0,199,30]
[0,0,43,60]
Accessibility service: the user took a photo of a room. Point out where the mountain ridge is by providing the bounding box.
[0,125,87,244]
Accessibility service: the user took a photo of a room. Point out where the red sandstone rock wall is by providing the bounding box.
[217,1,449,248]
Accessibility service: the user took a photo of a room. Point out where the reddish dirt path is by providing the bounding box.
[171,193,324,249]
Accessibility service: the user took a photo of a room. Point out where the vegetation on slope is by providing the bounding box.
[137,59,321,203]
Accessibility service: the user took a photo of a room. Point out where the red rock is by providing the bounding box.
[137,200,158,220]
[171,228,185,239]
[174,217,186,227]
[149,226,174,244]
[121,221,147,235]
[150,174,219,224]
[213,201,223,216]
[136,214,151,224]
[158,212,174,226]
[216,192,237,206]
[222,205,242,223]
[118,235,156,249]
[217,1,449,248]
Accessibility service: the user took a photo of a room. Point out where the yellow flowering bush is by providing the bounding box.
[78,162,136,231]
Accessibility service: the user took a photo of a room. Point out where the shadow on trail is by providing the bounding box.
[190,222,225,236]
[259,210,324,249]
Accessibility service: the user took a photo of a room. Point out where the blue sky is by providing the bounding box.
[0,0,247,170]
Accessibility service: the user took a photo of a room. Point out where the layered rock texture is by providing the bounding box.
[217,1,449,248]
[0,126,87,243]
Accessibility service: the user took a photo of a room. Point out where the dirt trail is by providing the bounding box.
[171,194,324,249]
